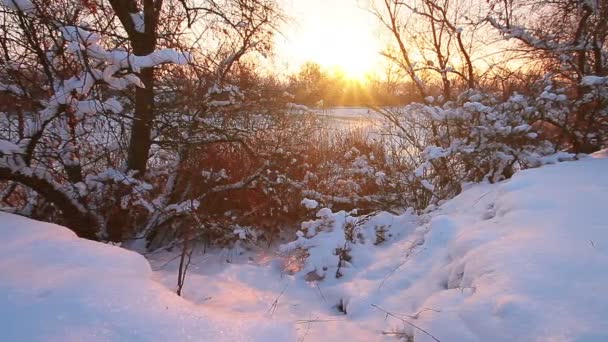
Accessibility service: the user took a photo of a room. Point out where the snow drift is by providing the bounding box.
[360,155,608,341]
[2,155,608,341]
[153,156,608,341]
[0,213,293,341]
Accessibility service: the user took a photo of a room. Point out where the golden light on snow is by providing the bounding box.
[277,0,384,80]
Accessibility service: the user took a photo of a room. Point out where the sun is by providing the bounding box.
[307,37,378,81]
[278,0,383,81]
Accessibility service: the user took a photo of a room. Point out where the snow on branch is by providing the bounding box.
[582,76,608,86]
[0,0,36,13]
[0,140,23,155]
[486,17,573,53]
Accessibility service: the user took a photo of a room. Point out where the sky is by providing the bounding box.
[274,0,386,80]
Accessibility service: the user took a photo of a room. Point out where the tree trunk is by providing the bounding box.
[127,66,155,176]
[108,0,159,177]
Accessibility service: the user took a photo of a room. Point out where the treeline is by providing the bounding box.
[283,62,422,107]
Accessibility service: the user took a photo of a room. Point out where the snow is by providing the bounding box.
[0,82,24,95]
[150,156,608,341]
[130,12,145,33]
[387,157,608,341]
[423,145,449,159]
[582,76,608,86]
[301,198,319,209]
[0,0,36,13]
[0,213,293,341]
[4,157,608,341]
[591,148,608,158]
[286,102,310,112]
[74,98,123,115]
[57,24,190,77]
[60,26,102,45]
[208,100,232,107]
[0,139,22,154]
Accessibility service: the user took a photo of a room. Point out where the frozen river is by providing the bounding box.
[314,107,384,131]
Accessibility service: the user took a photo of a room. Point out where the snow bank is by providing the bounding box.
[152,156,608,341]
[353,156,608,341]
[0,213,293,341]
[5,156,608,341]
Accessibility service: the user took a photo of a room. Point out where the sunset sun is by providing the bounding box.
[278,0,383,80]
[305,37,379,80]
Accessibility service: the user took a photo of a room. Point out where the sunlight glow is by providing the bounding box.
[277,0,384,80]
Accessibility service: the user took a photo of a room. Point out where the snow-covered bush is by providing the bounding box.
[280,203,415,280]
[144,112,398,248]
[379,86,580,209]
[487,0,608,153]
[142,104,318,248]
[281,207,374,280]
[291,128,399,213]
[280,207,360,280]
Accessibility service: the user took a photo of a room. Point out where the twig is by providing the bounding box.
[297,313,314,342]
[371,304,441,342]
[316,283,327,303]
[407,307,441,319]
[471,191,491,207]
[267,284,289,316]
[293,319,346,325]
[378,245,425,289]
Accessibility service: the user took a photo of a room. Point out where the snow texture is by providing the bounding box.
[0,213,293,341]
[582,75,608,86]
[130,12,145,33]
[0,139,22,154]
[301,198,319,209]
[0,0,36,13]
[152,156,608,341]
[3,157,608,341]
[0,82,24,95]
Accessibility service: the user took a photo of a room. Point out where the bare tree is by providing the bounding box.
[0,0,284,239]
[487,0,608,152]
[370,0,489,103]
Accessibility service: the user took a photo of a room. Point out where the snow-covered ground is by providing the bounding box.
[2,154,608,341]
[0,214,292,341]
